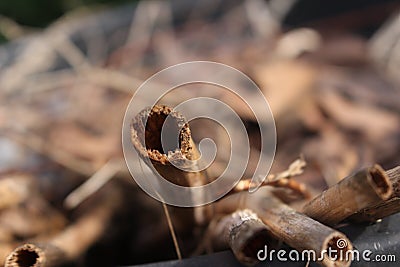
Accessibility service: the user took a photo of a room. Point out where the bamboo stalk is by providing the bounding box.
[130,105,212,228]
[302,164,392,226]
[213,189,353,267]
[350,165,400,222]
[212,209,278,266]
[246,188,353,267]
[131,105,209,187]
[350,197,400,222]
[5,244,64,267]
[387,166,400,197]
[5,184,122,267]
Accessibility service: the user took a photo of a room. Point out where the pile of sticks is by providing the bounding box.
[0,1,400,267]
[127,104,400,267]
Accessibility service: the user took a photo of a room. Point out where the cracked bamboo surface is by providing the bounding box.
[302,164,392,225]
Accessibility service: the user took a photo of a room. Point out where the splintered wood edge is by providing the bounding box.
[130,105,194,165]
[322,232,353,267]
[227,210,274,265]
[5,244,44,267]
[367,164,393,200]
[387,166,400,197]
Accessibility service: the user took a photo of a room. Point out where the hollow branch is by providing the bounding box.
[246,188,353,267]
[387,166,400,197]
[302,164,393,225]
[131,105,209,187]
[5,184,122,267]
[349,165,400,222]
[130,105,212,228]
[212,188,353,267]
[5,244,64,267]
[211,209,278,266]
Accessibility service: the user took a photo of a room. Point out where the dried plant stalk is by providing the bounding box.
[212,209,277,266]
[231,158,310,199]
[130,105,209,187]
[387,166,400,197]
[214,189,353,267]
[246,188,353,267]
[130,105,211,227]
[5,244,64,267]
[350,165,400,222]
[350,197,400,222]
[302,164,393,225]
[5,185,122,267]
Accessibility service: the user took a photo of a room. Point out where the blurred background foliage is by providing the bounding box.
[0,0,133,43]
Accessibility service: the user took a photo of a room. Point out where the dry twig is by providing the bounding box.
[350,165,400,222]
[130,105,212,228]
[302,165,393,225]
[246,188,353,267]
[211,209,277,266]
[5,183,122,267]
[231,158,311,199]
[212,187,353,267]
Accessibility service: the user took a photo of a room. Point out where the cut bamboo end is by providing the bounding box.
[5,244,45,267]
[302,164,393,225]
[130,105,206,187]
[5,183,122,267]
[5,243,65,267]
[368,165,392,199]
[235,225,272,264]
[130,105,211,226]
[387,166,400,197]
[215,209,277,266]
[131,105,195,165]
[350,165,400,222]
[322,233,353,267]
[245,188,353,267]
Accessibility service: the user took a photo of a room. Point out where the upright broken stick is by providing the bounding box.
[130,105,212,229]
